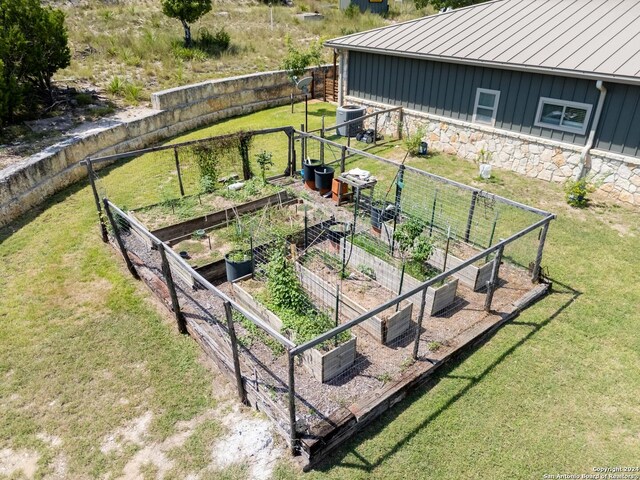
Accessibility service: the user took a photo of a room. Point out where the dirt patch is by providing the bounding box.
[212,410,281,480]
[0,448,40,479]
[101,411,153,454]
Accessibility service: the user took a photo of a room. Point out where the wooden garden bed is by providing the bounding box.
[295,257,413,345]
[231,276,357,383]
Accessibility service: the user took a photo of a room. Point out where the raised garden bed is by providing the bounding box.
[344,236,459,316]
[296,252,413,344]
[231,275,357,383]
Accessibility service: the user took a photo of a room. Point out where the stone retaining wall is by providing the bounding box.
[0,67,328,227]
[349,96,640,206]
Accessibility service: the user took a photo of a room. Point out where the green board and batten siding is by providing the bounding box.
[347,51,640,158]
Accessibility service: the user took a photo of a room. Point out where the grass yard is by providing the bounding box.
[1,103,639,479]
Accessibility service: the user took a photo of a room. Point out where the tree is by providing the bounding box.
[414,0,487,10]
[161,0,212,47]
[0,0,70,119]
[281,35,322,80]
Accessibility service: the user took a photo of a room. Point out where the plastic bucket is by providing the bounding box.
[303,160,322,190]
[224,252,253,282]
[315,166,335,194]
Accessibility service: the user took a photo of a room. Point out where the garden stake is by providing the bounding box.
[334,284,340,347]
[488,210,499,247]
[484,245,504,312]
[174,147,185,197]
[396,263,406,312]
[287,352,297,455]
[429,190,438,236]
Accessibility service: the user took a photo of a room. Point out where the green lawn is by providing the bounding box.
[2,103,639,479]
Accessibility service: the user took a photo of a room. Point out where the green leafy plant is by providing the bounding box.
[427,341,442,352]
[394,217,433,263]
[263,247,349,347]
[107,76,124,96]
[192,144,220,192]
[281,35,322,79]
[358,264,376,280]
[564,177,596,208]
[344,3,360,18]
[475,147,492,165]
[255,150,274,184]
[404,125,426,156]
[198,27,230,54]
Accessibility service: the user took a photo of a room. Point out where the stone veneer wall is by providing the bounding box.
[350,97,640,206]
[0,67,328,228]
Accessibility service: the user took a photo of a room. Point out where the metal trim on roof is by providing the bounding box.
[325,0,640,86]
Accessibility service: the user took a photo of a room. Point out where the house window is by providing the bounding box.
[534,97,592,135]
[473,88,500,126]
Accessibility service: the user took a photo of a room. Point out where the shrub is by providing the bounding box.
[404,125,426,156]
[255,150,274,184]
[0,0,71,122]
[281,35,322,79]
[344,3,360,18]
[564,177,596,208]
[198,27,230,54]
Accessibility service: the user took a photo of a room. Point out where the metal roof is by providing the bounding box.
[325,0,640,85]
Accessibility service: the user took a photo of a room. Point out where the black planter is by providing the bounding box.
[315,166,335,193]
[326,223,346,244]
[224,251,253,282]
[303,160,322,190]
[370,203,385,229]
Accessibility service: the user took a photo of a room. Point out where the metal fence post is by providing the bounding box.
[412,288,429,360]
[340,145,347,173]
[397,108,404,140]
[531,221,550,283]
[102,198,139,280]
[373,113,378,146]
[85,160,108,243]
[320,115,325,164]
[158,244,187,334]
[224,301,247,405]
[484,245,504,312]
[464,191,479,243]
[287,351,298,455]
[174,147,185,197]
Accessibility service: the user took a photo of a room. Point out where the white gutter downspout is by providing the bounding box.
[338,49,347,106]
[577,80,607,179]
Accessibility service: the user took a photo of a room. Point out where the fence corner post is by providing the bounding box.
[224,301,247,405]
[86,160,108,243]
[158,244,188,334]
[484,245,504,312]
[102,198,139,280]
[287,350,298,455]
[412,288,428,360]
[532,221,550,283]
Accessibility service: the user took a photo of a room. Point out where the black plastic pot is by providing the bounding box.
[315,166,335,193]
[371,202,385,229]
[326,223,346,244]
[303,160,322,190]
[224,251,253,282]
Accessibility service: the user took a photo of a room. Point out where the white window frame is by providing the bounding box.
[472,88,500,126]
[534,97,593,135]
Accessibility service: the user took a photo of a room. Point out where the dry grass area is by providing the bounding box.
[53,0,425,106]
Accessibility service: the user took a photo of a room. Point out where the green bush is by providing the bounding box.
[564,178,596,208]
[404,125,426,156]
[198,27,230,54]
[0,0,71,123]
[281,35,322,79]
[344,3,360,18]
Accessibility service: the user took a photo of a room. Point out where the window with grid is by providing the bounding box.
[473,88,500,126]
